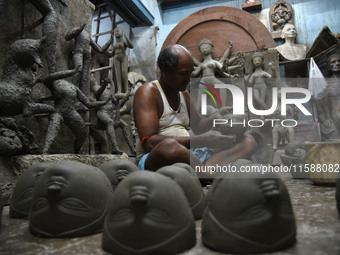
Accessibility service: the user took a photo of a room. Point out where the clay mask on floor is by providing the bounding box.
[10,162,52,218]
[157,164,206,220]
[29,160,113,237]
[102,171,196,255]
[99,159,139,191]
[202,171,296,253]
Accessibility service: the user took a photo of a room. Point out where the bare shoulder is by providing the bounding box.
[134,81,162,113]
[135,81,158,98]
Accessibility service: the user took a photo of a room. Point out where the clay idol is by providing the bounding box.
[29,160,113,237]
[157,164,206,220]
[102,171,196,254]
[202,171,296,253]
[99,159,139,191]
[10,162,52,218]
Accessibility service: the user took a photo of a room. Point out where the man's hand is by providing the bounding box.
[191,130,236,150]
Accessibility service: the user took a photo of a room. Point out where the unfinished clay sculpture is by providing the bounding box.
[317,53,340,139]
[10,162,52,218]
[157,165,207,220]
[65,23,113,91]
[29,161,113,237]
[36,69,108,153]
[0,119,22,156]
[270,0,293,33]
[102,171,196,254]
[281,140,308,178]
[107,27,133,95]
[275,23,307,61]
[99,159,139,191]
[0,117,39,155]
[245,52,275,112]
[269,89,299,150]
[191,39,243,107]
[90,76,136,155]
[202,171,296,253]
[0,39,55,117]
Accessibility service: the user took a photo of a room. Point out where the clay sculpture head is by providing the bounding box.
[29,160,113,237]
[157,165,206,220]
[102,171,196,255]
[202,171,296,253]
[8,39,43,69]
[99,159,139,191]
[10,162,52,218]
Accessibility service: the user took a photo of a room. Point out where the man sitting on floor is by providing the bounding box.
[133,44,257,181]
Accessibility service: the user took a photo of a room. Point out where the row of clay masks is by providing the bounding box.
[9,159,296,254]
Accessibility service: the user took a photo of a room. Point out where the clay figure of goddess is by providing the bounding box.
[107,27,133,96]
[275,23,307,61]
[245,52,275,111]
[191,39,243,107]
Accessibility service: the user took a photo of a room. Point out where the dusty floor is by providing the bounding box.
[1,173,340,255]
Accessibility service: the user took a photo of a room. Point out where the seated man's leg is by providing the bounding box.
[205,134,257,167]
[145,138,191,171]
[144,138,218,182]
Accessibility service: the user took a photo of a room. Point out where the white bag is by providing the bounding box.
[308,57,328,100]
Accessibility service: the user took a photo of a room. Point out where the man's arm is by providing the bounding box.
[183,91,232,134]
[133,83,192,152]
[134,83,235,153]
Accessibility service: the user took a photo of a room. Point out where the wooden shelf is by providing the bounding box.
[242,1,262,11]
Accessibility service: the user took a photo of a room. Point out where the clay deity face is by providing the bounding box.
[29,161,113,237]
[252,56,264,67]
[202,172,296,253]
[199,43,213,56]
[102,171,196,255]
[10,162,52,218]
[114,27,123,38]
[157,165,206,220]
[328,53,340,73]
[99,159,139,191]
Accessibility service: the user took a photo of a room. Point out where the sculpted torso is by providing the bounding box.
[276,43,307,61]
